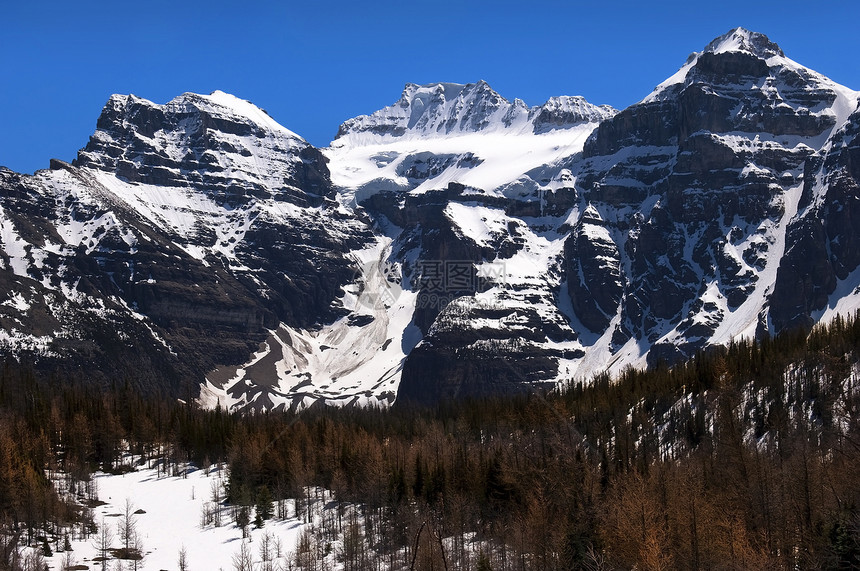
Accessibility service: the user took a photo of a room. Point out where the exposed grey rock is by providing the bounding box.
[564,204,623,332]
[771,105,860,330]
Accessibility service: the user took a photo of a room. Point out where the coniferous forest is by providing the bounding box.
[2,316,860,570]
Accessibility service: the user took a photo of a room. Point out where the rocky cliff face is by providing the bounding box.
[771,103,860,330]
[76,91,332,205]
[0,93,372,397]
[564,204,623,333]
[1,28,859,407]
[567,28,858,367]
[395,28,860,401]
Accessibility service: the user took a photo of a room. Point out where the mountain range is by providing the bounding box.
[1,28,858,409]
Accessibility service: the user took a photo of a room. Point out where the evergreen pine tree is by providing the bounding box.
[476,550,493,571]
[256,485,274,522]
[236,505,250,538]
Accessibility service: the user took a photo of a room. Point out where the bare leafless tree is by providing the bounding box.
[178,544,189,571]
[118,498,138,551]
[93,517,114,571]
[232,540,254,571]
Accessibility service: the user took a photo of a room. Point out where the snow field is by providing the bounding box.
[42,465,319,571]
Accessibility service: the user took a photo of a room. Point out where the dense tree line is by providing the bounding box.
[1,314,860,569]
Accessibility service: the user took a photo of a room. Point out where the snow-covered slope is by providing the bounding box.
[199,235,423,411]
[36,464,333,571]
[326,81,615,204]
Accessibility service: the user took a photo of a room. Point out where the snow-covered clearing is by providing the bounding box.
[39,465,316,571]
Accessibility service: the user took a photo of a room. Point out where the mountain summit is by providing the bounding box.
[75,91,329,205]
[704,27,784,58]
[332,80,615,145]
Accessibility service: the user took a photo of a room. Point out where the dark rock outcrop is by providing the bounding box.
[771,105,860,330]
[565,204,623,332]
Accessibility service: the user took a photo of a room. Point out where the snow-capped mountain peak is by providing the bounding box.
[326,81,616,201]
[642,26,854,108]
[529,95,617,133]
[332,80,615,148]
[74,89,333,210]
[333,80,522,144]
[703,27,784,58]
[94,91,299,141]
[174,90,301,138]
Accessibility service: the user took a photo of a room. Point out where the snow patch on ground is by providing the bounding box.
[0,207,32,277]
[813,263,860,323]
[2,292,30,312]
[44,465,315,571]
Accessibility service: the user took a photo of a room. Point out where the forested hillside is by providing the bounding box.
[2,315,860,569]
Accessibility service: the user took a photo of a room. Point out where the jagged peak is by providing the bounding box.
[111,93,155,106]
[703,27,784,59]
[537,95,616,118]
[98,90,301,140]
[333,80,521,144]
[398,80,500,104]
[334,80,613,145]
[579,203,605,225]
[642,28,793,103]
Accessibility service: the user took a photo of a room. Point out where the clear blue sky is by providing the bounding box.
[2,0,859,174]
